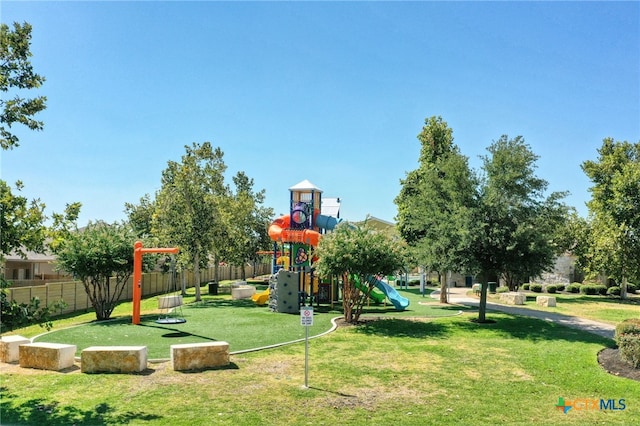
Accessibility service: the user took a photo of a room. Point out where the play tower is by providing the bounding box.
[267,180,339,313]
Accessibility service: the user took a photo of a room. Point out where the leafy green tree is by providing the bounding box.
[220,172,273,280]
[1,22,47,150]
[0,22,77,330]
[53,221,142,321]
[581,138,640,298]
[395,116,476,303]
[0,180,47,257]
[124,193,156,238]
[152,142,227,301]
[1,277,67,333]
[315,222,405,323]
[471,135,569,321]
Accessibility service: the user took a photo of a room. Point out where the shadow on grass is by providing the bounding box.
[456,314,616,347]
[185,298,261,309]
[353,318,449,339]
[138,322,218,342]
[0,387,162,425]
[176,362,240,374]
[348,310,615,347]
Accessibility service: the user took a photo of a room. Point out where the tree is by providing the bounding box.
[1,277,66,333]
[219,172,273,280]
[395,116,476,303]
[53,221,140,321]
[315,222,406,323]
[0,180,47,257]
[152,142,227,301]
[124,193,156,238]
[471,135,569,321]
[0,22,76,331]
[1,22,47,150]
[581,138,640,298]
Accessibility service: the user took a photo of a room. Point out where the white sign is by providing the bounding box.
[300,306,314,326]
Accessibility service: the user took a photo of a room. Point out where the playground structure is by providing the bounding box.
[264,180,409,313]
[132,241,180,325]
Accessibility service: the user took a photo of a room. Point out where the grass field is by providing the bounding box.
[485,290,640,325]
[1,284,639,425]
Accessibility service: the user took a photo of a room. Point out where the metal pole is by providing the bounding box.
[304,323,309,388]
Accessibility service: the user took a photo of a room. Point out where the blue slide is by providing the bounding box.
[316,214,410,310]
[366,276,410,311]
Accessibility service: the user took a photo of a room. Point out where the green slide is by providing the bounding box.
[353,275,386,304]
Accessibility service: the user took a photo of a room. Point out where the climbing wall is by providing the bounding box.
[270,269,300,314]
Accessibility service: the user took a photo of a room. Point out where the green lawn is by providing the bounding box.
[26,286,455,359]
[1,286,639,425]
[486,290,640,324]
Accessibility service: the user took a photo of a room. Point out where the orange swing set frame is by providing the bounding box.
[132,241,179,325]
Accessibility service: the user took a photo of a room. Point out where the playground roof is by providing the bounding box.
[321,197,341,217]
[289,179,322,192]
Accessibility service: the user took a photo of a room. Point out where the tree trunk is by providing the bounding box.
[342,273,354,322]
[194,252,201,301]
[478,273,489,322]
[439,271,448,303]
[214,255,220,282]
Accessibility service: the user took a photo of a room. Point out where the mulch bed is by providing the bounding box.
[598,348,640,381]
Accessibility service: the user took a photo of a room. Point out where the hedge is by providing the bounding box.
[615,319,640,368]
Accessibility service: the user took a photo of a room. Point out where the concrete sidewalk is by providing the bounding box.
[430,287,616,339]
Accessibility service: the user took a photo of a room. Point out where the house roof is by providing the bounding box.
[353,216,397,232]
[5,249,56,262]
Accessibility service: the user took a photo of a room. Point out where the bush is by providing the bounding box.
[596,284,607,295]
[1,277,67,333]
[615,319,640,368]
[530,284,543,293]
[522,283,530,290]
[546,285,557,294]
[615,318,640,336]
[626,283,638,294]
[496,286,509,293]
[607,286,621,296]
[567,283,581,293]
[555,284,566,292]
[580,285,600,295]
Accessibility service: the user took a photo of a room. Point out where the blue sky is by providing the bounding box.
[1,1,638,226]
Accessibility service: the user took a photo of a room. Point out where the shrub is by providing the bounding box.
[580,285,599,295]
[555,284,566,292]
[522,283,530,290]
[408,279,420,286]
[615,319,640,368]
[496,286,509,293]
[615,318,640,336]
[567,283,581,293]
[607,286,621,296]
[626,283,638,294]
[546,285,557,294]
[530,284,543,293]
[596,284,607,295]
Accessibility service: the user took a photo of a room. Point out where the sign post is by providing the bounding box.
[300,305,313,388]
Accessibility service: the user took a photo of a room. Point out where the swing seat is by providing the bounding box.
[156,317,186,325]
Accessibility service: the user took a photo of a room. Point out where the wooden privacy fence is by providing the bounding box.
[6,263,271,316]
